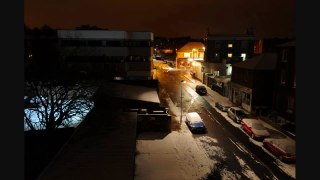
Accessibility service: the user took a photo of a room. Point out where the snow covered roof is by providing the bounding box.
[102,82,160,104]
[213,76,231,84]
[233,53,277,70]
[177,42,205,51]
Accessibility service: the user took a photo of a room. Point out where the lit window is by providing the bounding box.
[226,65,232,76]
[228,43,233,48]
[184,53,190,58]
[241,53,246,61]
[228,53,232,58]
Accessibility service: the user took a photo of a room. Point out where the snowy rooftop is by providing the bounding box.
[102,82,160,104]
[233,53,277,70]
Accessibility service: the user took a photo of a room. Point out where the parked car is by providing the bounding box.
[227,107,247,123]
[195,85,207,95]
[215,102,230,112]
[241,118,270,140]
[263,138,296,163]
[185,112,207,133]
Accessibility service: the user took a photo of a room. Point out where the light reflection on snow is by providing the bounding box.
[234,155,260,180]
[24,96,93,130]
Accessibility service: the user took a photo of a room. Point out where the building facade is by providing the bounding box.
[57,30,154,80]
[175,42,205,80]
[272,41,296,122]
[203,34,255,77]
[230,53,277,113]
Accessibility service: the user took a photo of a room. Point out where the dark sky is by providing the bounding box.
[24,0,295,39]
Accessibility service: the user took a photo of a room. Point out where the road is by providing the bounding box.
[156,67,294,180]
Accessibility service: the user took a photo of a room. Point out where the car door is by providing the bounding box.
[243,121,252,134]
[231,109,236,119]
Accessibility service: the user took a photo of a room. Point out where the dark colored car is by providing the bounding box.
[263,138,296,163]
[155,56,164,60]
[195,85,207,95]
[227,107,247,123]
[215,102,230,112]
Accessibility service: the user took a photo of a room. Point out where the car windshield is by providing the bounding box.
[235,110,245,116]
[285,145,296,154]
[252,123,265,130]
[191,122,205,127]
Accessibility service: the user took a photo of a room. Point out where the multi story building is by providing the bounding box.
[57,30,154,80]
[230,53,277,113]
[272,40,296,122]
[203,33,255,76]
[175,42,205,80]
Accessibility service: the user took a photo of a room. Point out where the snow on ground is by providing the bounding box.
[196,136,227,160]
[234,155,260,180]
[135,91,240,180]
[261,146,296,179]
[275,159,296,179]
[219,169,242,180]
[136,75,295,179]
[135,118,214,180]
[200,85,296,177]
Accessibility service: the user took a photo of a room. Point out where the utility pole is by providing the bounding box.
[180,80,186,124]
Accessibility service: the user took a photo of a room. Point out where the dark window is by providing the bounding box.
[281,69,286,85]
[87,40,102,46]
[281,49,288,62]
[106,41,122,47]
[61,40,86,47]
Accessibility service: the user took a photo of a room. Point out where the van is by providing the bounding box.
[195,85,207,95]
[185,112,207,133]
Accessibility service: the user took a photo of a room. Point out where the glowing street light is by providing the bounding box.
[180,80,186,124]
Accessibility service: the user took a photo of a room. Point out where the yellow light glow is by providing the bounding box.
[228,53,232,58]
[228,44,233,48]
[184,53,190,58]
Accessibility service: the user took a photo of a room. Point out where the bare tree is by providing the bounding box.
[24,80,95,131]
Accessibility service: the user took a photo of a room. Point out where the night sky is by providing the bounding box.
[24,0,295,39]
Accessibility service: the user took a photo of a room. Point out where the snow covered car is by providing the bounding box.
[227,107,247,123]
[185,112,207,133]
[263,138,296,163]
[241,118,270,140]
[215,102,230,112]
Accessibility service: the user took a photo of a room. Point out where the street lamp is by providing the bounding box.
[180,80,186,124]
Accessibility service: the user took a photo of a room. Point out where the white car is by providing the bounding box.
[227,107,247,123]
[185,112,207,133]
